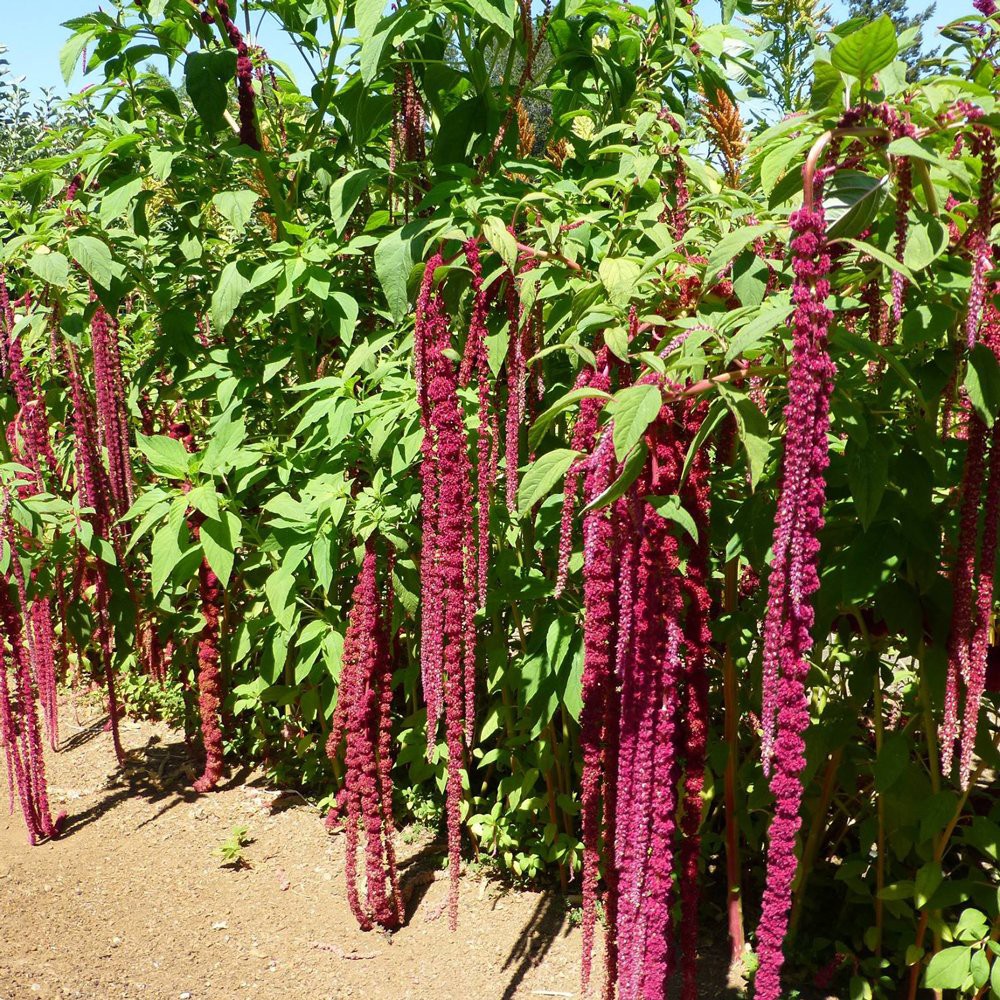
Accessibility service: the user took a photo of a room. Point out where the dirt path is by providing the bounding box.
[0,714,584,1000]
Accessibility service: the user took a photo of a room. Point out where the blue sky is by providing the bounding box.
[1,0,952,97]
[2,0,317,94]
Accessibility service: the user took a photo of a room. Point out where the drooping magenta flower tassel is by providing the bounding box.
[414,256,477,929]
[754,196,836,1000]
[90,303,133,519]
[578,433,618,995]
[204,0,260,150]
[325,543,402,931]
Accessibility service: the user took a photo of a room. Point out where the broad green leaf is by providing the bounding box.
[704,226,772,285]
[354,0,385,39]
[721,388,771,490]
[830,15,898,81]
[826,172,887,240]
[483,217,518,271]
[265,567,297,630]
[186,484,220,521]
[529,387,612,452]
[467,0,517,35]
[329,169,378,237]
[202,413,247,474]
[151,502,189,595]
[965,343,1000,427]
[844,238,916,285]
[725,301,793,363]
[374,229,414,322]
[924,947,972,990]
[202,511,240,588]
[67,236,112,288]
[211,190,260,232]
[212,261,251,332]
[184,49,237,131]
[608,384,662,462]
[99,175,143,227]
[887,135,942,166]
[647,494,698,541]
[137,434,192,479]
[517,449,582,515]
[760,134,812,197]
[811,59,844,111]
[846,436,888,529]
[148,149,176,181]
[914,862,943,909]
[27,250,70,289]
[903,220,947,272]
[599,257,642,308]
[59,30,93,85]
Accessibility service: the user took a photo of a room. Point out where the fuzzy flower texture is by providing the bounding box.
[754,200,836,1000]
[325,544,402,931]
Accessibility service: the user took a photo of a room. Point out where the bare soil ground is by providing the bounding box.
[0,714,587,1000]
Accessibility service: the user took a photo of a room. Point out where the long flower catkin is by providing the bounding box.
[754,197,836,1000]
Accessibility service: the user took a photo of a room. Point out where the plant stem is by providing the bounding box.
[721,555,745,971]
[873,666,886,960]
[788,747,842,943]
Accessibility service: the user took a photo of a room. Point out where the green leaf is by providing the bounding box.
[528,386,612,452]
[149,148,176,181]
[99,175,143,227]
[137,434,192,479]
[27,250,70,289]
[647,494,698,542]
[704,226,772,285]
[846,436,888,529]
[811,59,844,111]
[914,862,943,909]
[760,134,812,198]
[212,261,251,332]
[184,48,237,130]
[721,388,771,490]
[67,236,113,288]
[924,946,971,990]
[830,15,898,81]
[990,954,1000,996]
[374,230,414,323]
[826,172,888,240]
[517,448,582,516]
[150,502,189,595]
[211,190,260,232]
[467,0,517,36]
[903,220,947,272]
[725,301,793,363]
[265,567,297,630]
[608,384,662,462]
[201,413,247,475]
[186,484,220,521]
[59,30,93,85]
[971,949,990,990]
[202,511,239,588]
[354,0,384,39]
[483,217,518,272]
[874,730,910,792]
[844,238,916,285]
[599,257,642,308]
[329,169,378,237]
[965,343,1000,428]
[887,135,942,166]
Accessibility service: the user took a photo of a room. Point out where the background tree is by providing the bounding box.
[741,0,832,118]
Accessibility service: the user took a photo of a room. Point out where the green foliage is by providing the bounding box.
[1,0,1000,993]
